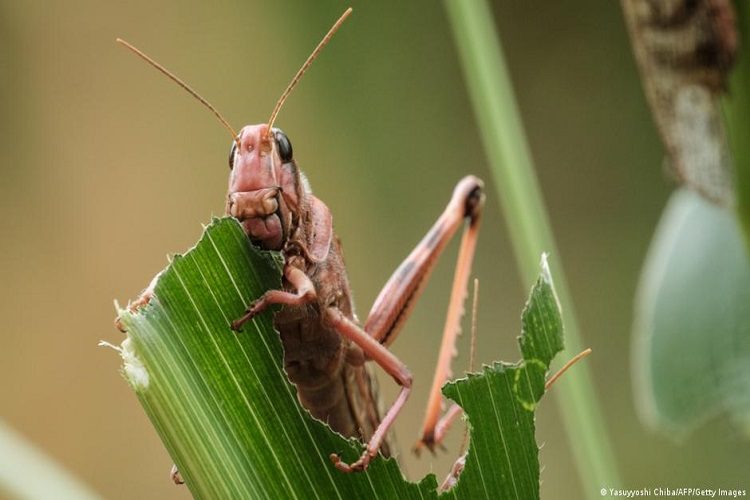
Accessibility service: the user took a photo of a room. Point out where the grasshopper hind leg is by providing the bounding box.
[328,176,484,472]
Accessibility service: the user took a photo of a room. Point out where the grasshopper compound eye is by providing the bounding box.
[273,128,293,163]
[228,140,238,170]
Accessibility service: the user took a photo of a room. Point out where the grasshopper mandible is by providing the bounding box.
[119,8,483,474]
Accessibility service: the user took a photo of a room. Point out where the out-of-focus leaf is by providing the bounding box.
[0,420,102,500]
[108,217,565,499]
[724,1,750,246]
[632,189,750,437]
[620,0,738,207]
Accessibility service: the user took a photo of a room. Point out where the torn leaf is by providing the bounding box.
[107,218,566,499]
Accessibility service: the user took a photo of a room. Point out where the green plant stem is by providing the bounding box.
[0,420,101,500]
[443,0,621,496]
[725,1,750,251]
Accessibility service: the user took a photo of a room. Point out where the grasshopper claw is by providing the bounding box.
[412,434,439,457]
[231,300,264,332]
[329,449,374,473]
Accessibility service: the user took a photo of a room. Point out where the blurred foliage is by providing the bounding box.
[0,420,101,500]
[629,1,750,443]
[633,189,750,437]
[725,1,750,246]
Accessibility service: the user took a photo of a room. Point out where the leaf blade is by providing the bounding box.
[111,218,568,499]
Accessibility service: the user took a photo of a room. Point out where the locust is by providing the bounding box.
[118,7,596,482]
[119,8,483,476]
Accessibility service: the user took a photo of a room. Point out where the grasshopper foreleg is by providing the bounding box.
[231,265,316,331]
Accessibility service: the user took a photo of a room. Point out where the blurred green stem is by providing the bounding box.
[725,1,750,250]
[0,420,101,500]
[443,0,621,497]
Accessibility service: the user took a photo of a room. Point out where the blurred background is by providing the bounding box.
[1,0,748,498]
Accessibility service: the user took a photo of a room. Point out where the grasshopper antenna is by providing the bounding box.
[468,278,479,374]
[266,7,353,136]
[545,347,593,390]
[458,278,480,455]
[116,38,239,146]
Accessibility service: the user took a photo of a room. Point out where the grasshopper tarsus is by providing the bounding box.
[416,402,463,454]
[412,439,438,458]
[231,300,263,332]
[330,449,374,473]
[231,303,262,331]
[170,464,184,485]
[329,453,349,472]
[115,274,160,333]
[114,317,128,334]
[329,453,350,472]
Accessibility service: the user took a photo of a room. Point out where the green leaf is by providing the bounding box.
[442,258,564,499]
[632,189,750,437]
[108,217,566,499]
[0,419,102,500]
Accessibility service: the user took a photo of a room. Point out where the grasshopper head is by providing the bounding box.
[226,124,301,251]
[117,9,352,252]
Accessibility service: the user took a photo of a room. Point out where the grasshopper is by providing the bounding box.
[119,8,484,475]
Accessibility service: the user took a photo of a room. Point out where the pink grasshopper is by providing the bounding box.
[119,8,507,475]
